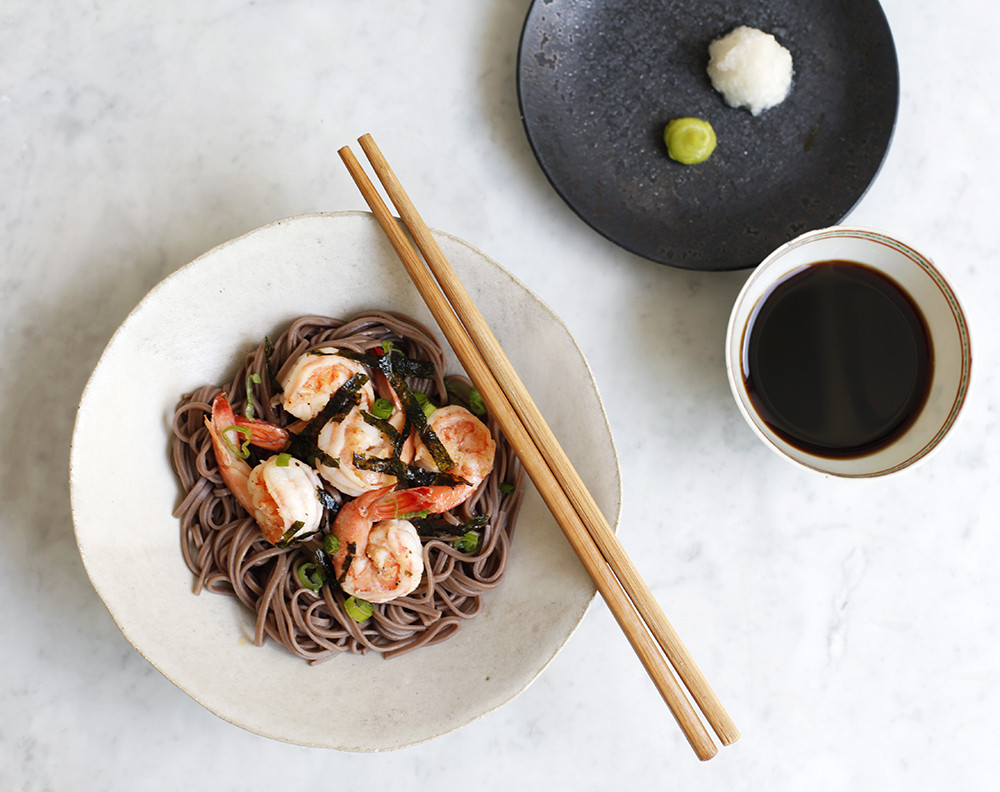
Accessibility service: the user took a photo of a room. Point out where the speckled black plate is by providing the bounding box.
[517,0,898,270]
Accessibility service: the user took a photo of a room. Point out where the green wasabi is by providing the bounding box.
[663,117,717,165]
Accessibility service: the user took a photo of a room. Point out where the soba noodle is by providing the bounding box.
[170,311,524,662]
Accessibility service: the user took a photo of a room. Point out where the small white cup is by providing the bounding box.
[726,226,972,477]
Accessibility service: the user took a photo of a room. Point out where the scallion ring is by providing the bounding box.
[244,372,262,418]
[370,397,394,420]
[468,388,486,416]
[396,509,430,521]
[222,425,253,459]
[453,531,480,553]
[296,562,326,591]
[344,596,374,622]
[413,391,436,418]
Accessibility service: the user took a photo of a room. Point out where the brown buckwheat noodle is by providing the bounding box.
[170,311,524,662]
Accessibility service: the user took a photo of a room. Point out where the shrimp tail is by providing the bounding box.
[372,484,471,518]
[210,392,289,450]
[356,485,402,520]
[345,485,432,522]
[204,424,254,515]
[330,485,426,603]
[205,392,288,514]
[233,414,289,450]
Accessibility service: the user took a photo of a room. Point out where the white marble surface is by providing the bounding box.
[2,1,998,789]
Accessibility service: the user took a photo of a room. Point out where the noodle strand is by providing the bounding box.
[170,311,524,662]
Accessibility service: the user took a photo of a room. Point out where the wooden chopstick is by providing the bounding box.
[353,134,740,748]
[339,135,738,759]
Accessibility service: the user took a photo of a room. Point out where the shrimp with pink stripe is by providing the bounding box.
[278,347,374,421]
[329,485,426,603]
[407,404,497,513]
[315,370,417,497]
[204,392,325,545]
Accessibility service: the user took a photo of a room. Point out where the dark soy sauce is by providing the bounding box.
[743,261,933,458]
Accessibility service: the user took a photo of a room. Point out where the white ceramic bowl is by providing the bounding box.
[726,226,971,477]
[70,212,621,750]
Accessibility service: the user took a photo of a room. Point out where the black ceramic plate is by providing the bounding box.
[517,0,899,270]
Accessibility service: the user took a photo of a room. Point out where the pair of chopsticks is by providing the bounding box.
[339,134,739,760]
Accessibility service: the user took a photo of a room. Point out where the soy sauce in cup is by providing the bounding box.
[726,227,973,477]
[742,260,933,458]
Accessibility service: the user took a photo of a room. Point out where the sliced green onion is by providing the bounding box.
[275,452,292,467]
[323,534,340,554]
[244,372,262,418]
[316,486,339,512]
[344,596,374,622]
[370,397,394,420]
[412,391,436,418]
[453,531,480,553]
[468,388,486,416]
[277,520,306,547]
[263,337,278,387]
[222,425,253,459]
[396,509,430,521]
[296,562,326,591]
[499,481,516,495]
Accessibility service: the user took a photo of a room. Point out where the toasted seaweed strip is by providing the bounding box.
[413,513,489,539]
[384,371,453,471]
[340,348,435,380]
[316,486,340,513]
[276,520,311,548]
[342,346,454,471]
[285,373,370,465]
[315,487,341,537]
[263,336,278,389]
[338,541,357,584]
[314,546,337,587]
[359,409,406,455]
[352,453,467,488]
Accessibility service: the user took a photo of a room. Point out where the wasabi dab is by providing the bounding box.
[663,117,717,165]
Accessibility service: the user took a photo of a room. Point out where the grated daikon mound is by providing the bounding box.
[707,26,793,116]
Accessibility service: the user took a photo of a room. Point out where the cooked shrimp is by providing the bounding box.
[315,381,415,496]
[409,404,496,513]
[279,347,374,421]
[204,393,323,544]
[246,455,326,544]
[330,486,425,604]
[204,393,287,511]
